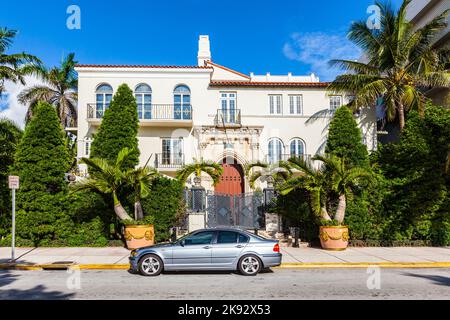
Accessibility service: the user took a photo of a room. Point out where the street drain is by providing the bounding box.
[40,261,75,270]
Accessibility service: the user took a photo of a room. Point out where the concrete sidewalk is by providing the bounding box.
[1,246,450,269]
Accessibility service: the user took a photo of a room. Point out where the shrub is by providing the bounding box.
[142,177,184,243]
[325,105,369,167]
[12,102,71,246]
[376,105,450,244]
[0,118,22,238]
[90,84,140,169]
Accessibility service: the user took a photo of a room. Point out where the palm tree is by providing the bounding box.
[280,155,373,225]
[70,148,134,221]
[0,27,41,95]
[245,161,292,189]
[328,0,449,131]
[18,53,78,127]
[124,165,158,220]
[279,156,331,221]
[176,158,224,187]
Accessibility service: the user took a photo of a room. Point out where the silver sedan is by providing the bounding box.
[129,228,282,276]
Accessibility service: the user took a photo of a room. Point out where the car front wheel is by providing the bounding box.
[138,254,163,276]
[238,255,262,276]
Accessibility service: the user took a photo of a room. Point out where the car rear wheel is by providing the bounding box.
[238,255,262,276]
[139,254,163,276]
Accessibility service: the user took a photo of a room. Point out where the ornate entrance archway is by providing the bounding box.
[214,157,245,195]
[207,157,263,229]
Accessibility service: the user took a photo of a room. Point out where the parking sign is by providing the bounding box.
[8,176,19,189]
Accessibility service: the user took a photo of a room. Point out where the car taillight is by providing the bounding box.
[273,243,280,253]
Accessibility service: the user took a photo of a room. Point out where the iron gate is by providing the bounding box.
[206,192,264,229]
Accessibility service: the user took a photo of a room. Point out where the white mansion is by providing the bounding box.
[73,35,377,194]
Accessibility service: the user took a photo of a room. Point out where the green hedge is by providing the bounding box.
[142,177,184,243]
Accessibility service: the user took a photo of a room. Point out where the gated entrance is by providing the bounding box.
[206,157,264,229]
[206,192,264,229]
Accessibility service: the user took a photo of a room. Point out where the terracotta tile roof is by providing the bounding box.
[206,61,251,79]
[209,81,330,88]
[75,64,213,69]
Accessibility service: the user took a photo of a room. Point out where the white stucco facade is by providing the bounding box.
[74,36,377,191]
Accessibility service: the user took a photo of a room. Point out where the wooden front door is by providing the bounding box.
[215,158,245,195]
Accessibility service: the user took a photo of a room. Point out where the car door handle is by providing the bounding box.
[203,246,212,249]
[235,245,244,248]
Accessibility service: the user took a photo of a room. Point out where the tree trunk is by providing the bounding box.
[334,194,347,225]
[113,192,133,221]
[398,101,405,131]
[320,207,332,221]
[134,201,144,221]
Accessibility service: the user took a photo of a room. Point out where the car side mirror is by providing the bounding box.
[179,240,185,247]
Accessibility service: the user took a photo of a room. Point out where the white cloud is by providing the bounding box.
[0,76,43,128]
[283,32,362,82]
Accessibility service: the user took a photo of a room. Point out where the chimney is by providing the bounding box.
[197,35,211,66]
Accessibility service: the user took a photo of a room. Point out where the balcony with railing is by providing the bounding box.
[154,153,185,170]
[87,103,193,127]
[264,154,312,165]
[214,108,241,128]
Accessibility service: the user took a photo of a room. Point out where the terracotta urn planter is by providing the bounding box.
[319,226,349,251]
[124,225,155,250]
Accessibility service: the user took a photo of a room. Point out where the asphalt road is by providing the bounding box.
[0,268,449,300]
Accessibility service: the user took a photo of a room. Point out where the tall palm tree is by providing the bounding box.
[70,148,134,221]
[0,27,41,95]
[18,53,78,127]
[280,155,373,225]
[176,158,224,186]
[245,161,292,189]
[124,165,159,220]
[328,0,449,131]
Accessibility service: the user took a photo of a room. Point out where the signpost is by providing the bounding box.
[8,176,19,261]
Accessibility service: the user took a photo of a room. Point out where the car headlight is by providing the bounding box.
[130,250,138,257]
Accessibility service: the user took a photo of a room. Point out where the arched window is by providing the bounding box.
[268,138,284,164]
[135,84,152,119]
[95,84,113,118]
[173,85,191,120]
[290,138,305,158]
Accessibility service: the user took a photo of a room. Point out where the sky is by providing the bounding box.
[0,0,403,126]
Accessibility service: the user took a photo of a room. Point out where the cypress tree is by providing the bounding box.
[0,119,22,237]
[13,102,70,245]
[90,83,139,169]
[325,106,368,167]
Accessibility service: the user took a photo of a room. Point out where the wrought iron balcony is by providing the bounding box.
[264,154,312,165]
[87,103,193,122]
[214,109,241,127]
[154,153,185,169]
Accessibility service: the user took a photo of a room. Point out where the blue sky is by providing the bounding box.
[2,0,403,80]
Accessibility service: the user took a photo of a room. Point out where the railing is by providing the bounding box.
[154,153,185,169]
[214,109,241,126]
[87,104,193,120]
[264,154,312,164]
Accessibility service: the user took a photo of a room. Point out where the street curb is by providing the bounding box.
[1,262,450,270]
[275,262,450,269]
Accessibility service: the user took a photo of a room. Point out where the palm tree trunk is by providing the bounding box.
[398,101,405,131]
[321,207,332,221]
[334,194,347,225]
[113,192,133,221]
[134,201,144,221]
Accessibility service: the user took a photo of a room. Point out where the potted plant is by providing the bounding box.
[71,148,159,249]
[280,155,372,250]
[122,216,155,250]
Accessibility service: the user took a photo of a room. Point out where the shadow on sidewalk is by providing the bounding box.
[403,272,450,287]
[0,248,38,264]
[0,270,75,300]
